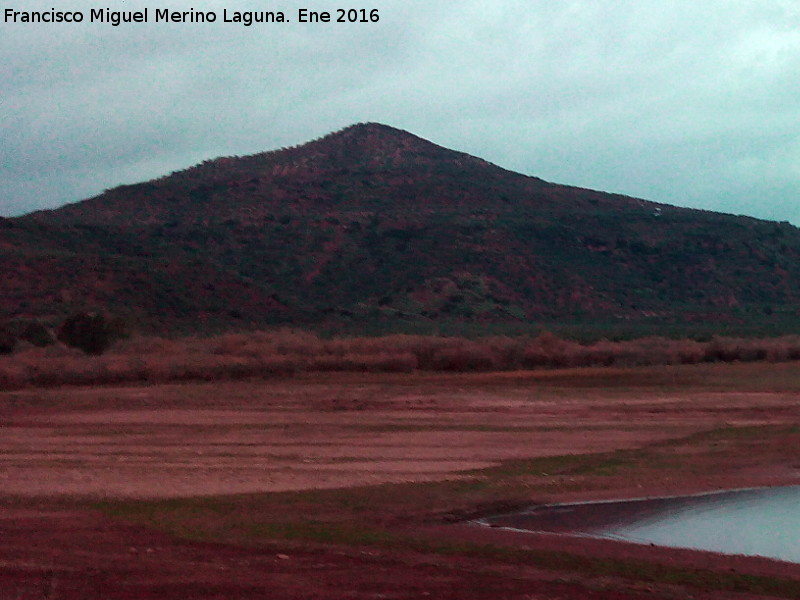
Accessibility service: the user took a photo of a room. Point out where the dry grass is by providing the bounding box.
[2,329,800,389]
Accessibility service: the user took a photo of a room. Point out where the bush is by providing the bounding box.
[0,324,15,354]
[4,326,800,391]
[19,322,55,347]
[57,312,124,355]
[429,344,499,371]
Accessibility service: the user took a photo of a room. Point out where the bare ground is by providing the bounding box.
[1,362,800,598]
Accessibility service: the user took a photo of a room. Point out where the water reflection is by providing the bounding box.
[484,486,800,563]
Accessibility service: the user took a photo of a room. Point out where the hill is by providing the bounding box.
[6,123,800,334]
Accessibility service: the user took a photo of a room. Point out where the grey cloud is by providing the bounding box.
[1,0,799,224]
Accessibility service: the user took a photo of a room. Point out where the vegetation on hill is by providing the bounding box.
[3,123,800,333]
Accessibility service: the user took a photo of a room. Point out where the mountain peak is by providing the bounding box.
[284,121,496,173]
[323,122,435,143]
[337,121,413,136]
[29,122,537,226]
[13,124,800,331]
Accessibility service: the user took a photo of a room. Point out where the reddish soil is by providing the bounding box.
[1,508,666,600]
[2,364,800,599]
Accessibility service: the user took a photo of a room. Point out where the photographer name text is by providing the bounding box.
[3,7,380,26]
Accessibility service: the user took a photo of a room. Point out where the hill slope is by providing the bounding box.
[8,123,800,333]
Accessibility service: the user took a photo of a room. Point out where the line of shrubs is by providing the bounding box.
[0,312,128,356]
[2,326,800,390]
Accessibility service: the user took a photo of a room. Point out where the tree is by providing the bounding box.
[57,312,125,355]
[0,324,15,354]
[19,322,55,347]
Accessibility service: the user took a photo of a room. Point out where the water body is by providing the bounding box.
[483,486,800,563]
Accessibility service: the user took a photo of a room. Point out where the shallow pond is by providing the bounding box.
[483,486,800,563]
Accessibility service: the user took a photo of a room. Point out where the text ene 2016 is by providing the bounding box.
[299,9,379,23]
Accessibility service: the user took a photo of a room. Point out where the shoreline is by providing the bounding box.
[3,365,800,598]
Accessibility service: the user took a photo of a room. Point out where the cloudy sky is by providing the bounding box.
[2,0,799,223]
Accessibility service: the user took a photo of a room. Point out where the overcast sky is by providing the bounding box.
[2,0,799,223]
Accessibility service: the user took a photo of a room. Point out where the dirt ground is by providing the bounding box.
[1,362,800,598]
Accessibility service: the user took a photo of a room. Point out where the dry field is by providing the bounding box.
[2,361,800,599]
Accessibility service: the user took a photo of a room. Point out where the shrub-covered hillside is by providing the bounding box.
[5,123,800,333]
